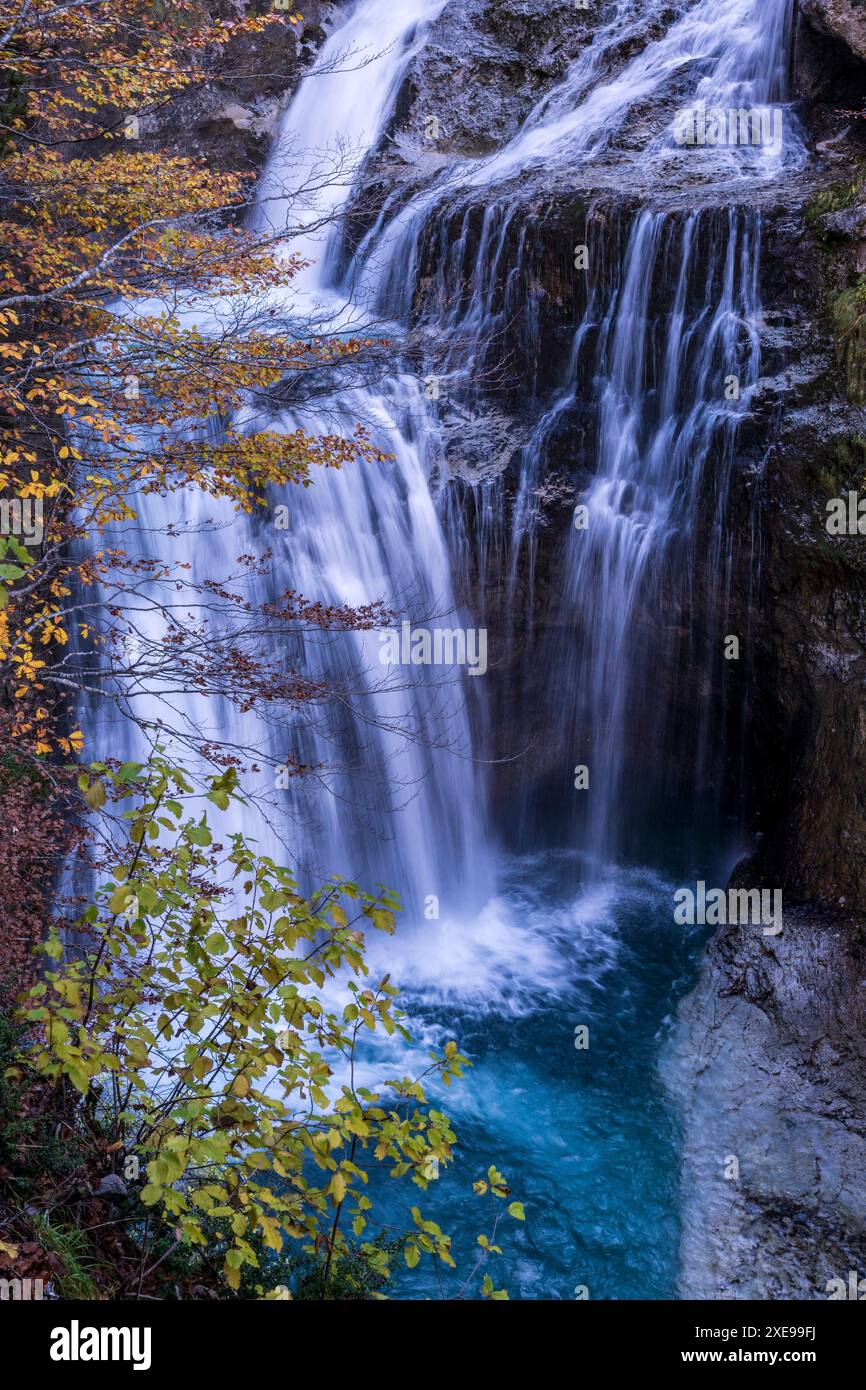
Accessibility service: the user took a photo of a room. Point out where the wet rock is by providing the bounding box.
[801,0,866,65]
[395,0,595,157]
[674,169,866,1290]
[140,1,340,171]
[94,1174,129,1200]
[440,402,530,483]
[665,903,866,1298]
[817,202,866,241]
[731,193,866,915]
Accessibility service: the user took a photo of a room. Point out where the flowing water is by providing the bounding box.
[86,0,804,1296]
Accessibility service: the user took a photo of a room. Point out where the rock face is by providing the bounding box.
[141,1,342,169]
[392,0,596,156]
[802,0,866,63]
[664,903,866,1298]
[730,184,866,918]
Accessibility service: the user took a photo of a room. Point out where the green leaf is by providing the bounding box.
[508,1202,525,1221]
[67,1068,91,1095]
[4,536,31,563]
[116,761,144,785]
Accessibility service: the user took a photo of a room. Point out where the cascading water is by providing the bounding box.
[546,206,762,865]
[246,0,493,916]
[84,0,490,918]
[82,0,804,1296]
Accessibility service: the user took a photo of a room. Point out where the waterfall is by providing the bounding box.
[72,0,811,1299]
[86,0,799,901]
[344,0,798,869]
[82,0,493,924]
[551,207,762,864]
[245,0,493,915]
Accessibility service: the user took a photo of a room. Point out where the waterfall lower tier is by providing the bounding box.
[414,197,761,869]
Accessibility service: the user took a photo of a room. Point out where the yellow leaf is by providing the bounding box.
[84,778,106,809]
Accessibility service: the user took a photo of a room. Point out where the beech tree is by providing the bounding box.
[0,0,394,762]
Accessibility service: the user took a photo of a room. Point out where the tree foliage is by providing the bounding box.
[0,0,522,1300]
[0,0,388,763]
[8,757,519,1298]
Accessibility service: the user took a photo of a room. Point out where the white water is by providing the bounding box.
[475,0,798,182]
[84,0,799,981]
[85,0,492,922]
[251,0,446,269]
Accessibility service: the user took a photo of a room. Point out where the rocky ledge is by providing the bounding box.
[664,901,866,1298]
[802,0,866,65]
